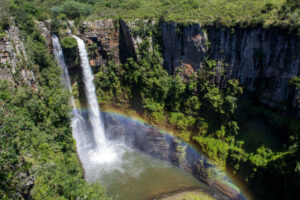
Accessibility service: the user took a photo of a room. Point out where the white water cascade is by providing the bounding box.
[52,34,76,107]
[52,34,121,180]
[72,35,119,166]
[52,34,91,165]
[72,35,106,146]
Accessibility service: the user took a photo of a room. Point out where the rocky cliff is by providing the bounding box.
[161,23,300,116]
[47,19,300,117]
[78,20,120,67]
[0,20,36,86]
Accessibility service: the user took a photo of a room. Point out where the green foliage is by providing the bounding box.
[193,136,229,168]
[249,146,274,167]
[0,20,109,199]
[0,17,10,32]
[94,61,122,104]
[179,130,192,142]
[9,0,298,32]
[9,1,35,33]
[51,1,93,19]
[183,96,201,115]
[50,18,61,35]
[87,43,98,59]
[121,37,170,113]
[278,0,300,32]
[227,146,249,171]
[143,98,164,112]
[102,0,141,10]
[149,111,165,124]
[290,76,300,89]
[204,86,224,114]
[165,75,185,111]
[169,112,195,130]
[61,36,77,49]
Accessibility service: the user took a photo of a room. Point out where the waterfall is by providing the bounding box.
[53,33,122,183]
[52,34,90,162]
[72,35,106,146]
[52,34,75,107]
[72,35,118,165]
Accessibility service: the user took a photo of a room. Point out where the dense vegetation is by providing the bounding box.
[0,4,109,199]
[6,0,300,33]
[1,0,299,200]
[92,21,300,200]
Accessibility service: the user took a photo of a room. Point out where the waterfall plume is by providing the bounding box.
[72,35,118,165]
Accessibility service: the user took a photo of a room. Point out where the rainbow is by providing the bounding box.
[76,108,251,200]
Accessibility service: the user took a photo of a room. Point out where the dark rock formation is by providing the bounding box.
[119,19,137,64]
[161,23,300,117]
[161,23,208,74]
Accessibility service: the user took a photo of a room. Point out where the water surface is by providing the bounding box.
[86,144,228,200]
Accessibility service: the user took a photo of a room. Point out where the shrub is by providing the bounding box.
[150,111,165,123]
[50,18,61,34]
[122,0,141,10]
[169,112,195,130]
[249,146,273,167]
[61,36,77,49]
[193,136,229,168]
[104,0,124,9]
[290,76,300,89]
[51,1,93,19]
[0,17,9,31]
[179,130,192,141]
[187,0,200,9]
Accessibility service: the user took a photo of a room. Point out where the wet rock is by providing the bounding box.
[78,20,120,67]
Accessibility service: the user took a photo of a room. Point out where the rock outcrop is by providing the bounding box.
[78,20,120,67]
[0,21,36,86]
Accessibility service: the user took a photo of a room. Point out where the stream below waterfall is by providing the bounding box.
[85,142,226,200]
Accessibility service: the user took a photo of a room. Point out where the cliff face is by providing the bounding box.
[76,19,137,67]
[161,23,300,116]
[0,21,36,86]
[51,20,300,117]
[78,20,120,67]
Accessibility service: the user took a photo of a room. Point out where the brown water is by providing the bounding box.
[87,145,228,200]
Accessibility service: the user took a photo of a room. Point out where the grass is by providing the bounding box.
[88,0,286,26]
[8,0,299,32]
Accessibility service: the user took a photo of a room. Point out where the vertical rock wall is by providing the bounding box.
[161,23,300,116]
[48,19,300,117]
[0,21,35,86]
